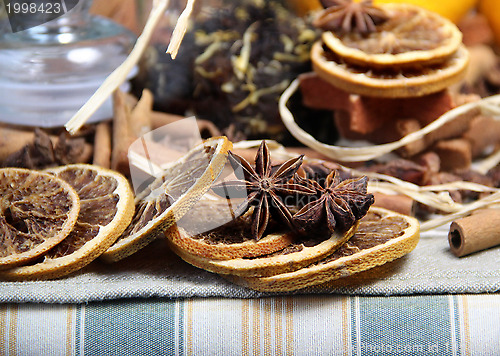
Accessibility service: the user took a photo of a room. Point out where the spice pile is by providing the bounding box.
[164,141,420,292]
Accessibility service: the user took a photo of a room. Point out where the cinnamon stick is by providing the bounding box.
[130,89,154,138]
[449,209,500,257]
[111,89,134,175]
[93,121,112,168]
[372,193,415,216]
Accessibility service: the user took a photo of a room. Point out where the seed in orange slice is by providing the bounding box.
[167,220,358,277]
[101,136,232,263]
[311,40,469,98]
[227,207,420,292]
[0,168,80,269]
[0,164,134,280]
[321,3,463,69]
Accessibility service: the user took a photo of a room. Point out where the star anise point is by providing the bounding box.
[314,0,389,35]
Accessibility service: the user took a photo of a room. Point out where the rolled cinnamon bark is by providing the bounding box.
[93,121,112,168]
[372,192,415,216]
[448,209,500,257]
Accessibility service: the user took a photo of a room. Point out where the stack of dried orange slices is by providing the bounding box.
[0,164,134,280]
[0,136,232,280]
[311,1,469,98]
[164,141,420,292]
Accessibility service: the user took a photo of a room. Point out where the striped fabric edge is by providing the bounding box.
[0,294,499,355]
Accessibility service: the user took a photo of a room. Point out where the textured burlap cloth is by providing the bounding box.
[1,224,498,303]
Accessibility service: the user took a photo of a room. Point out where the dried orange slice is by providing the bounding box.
[228,207,419,292]
[311,40,469,98]
[322,3,463,69]
[165,200,296,260]
[167,220,358,277]
[101,136,232,263]
[0,168,80,269]
[0,164,134,280]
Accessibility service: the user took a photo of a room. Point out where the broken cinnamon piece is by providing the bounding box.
[372,192,414,216]
[93,121,112,168]
[424,171,463,203]
[453,169,495,201]
[419,106,480,148]
[364,159,428,185]
[298,72,350,111]
[348,88,455,136]
[463,115,500,158]
[433,139,472,171]
[449,209,500,257]
[111,89,134,176]
[394,118,427,157]
[414,151,441,174]
[301,72,456,145]
[129,89,154,138]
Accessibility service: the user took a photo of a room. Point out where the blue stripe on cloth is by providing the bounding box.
[451,295,462,356]
[76,304,82,356]
[353,295,457,356]
[83,298,183,356]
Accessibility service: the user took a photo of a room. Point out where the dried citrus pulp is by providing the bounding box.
[228,207,420,292]
[0,164,134,280]
[165,200,297,260]
[166,214,358,277]
[0,168,80,269]
[101,136,232,263]
[312,3,469,97]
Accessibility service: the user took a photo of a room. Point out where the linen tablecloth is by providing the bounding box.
[2,294,499,355]
[0,225,498,304]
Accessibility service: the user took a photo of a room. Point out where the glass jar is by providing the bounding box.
[0,0,137,127]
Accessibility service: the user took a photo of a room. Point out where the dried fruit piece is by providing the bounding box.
[101,137,232,262]
[0,164,134,280]
[228,207,419,292]
[322,3,463,69]
[165,201,296,260]
[311,41,469,98]
[0,168,80,268]
[167,220,357,277]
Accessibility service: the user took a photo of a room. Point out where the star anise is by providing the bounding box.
[212,141,314,240]
[293,170,374,234]
[313,0,389,35]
